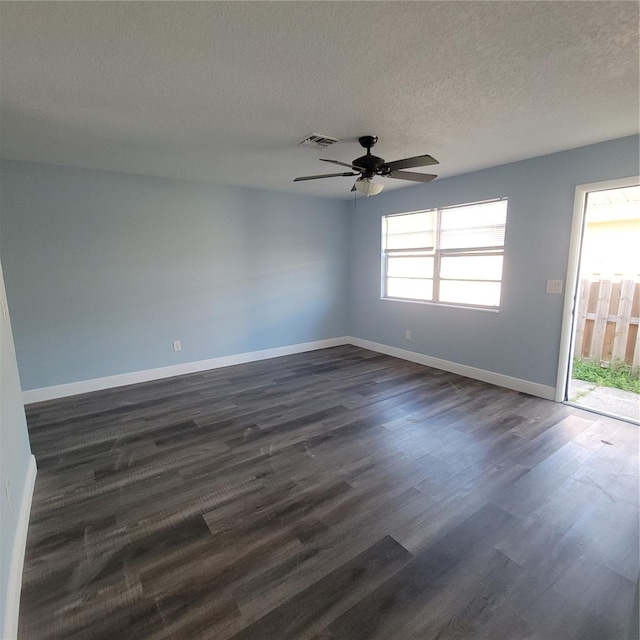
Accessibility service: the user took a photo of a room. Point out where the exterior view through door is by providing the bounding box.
[567,184,640,423]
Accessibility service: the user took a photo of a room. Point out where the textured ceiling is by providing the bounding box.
[0,1,638,199]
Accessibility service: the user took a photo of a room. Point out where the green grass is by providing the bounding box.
[572,358,640,394]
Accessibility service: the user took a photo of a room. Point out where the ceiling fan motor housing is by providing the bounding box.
[354,155,385,178]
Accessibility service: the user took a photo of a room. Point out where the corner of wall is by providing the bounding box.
[2,456,36,640]
[0,257,36,639]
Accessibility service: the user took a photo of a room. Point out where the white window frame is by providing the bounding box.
[382,198,508,310]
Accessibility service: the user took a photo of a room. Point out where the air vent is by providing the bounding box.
[297,133,339,149]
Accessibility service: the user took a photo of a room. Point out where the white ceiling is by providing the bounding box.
[0,1,638,199]
[587,185,640,222]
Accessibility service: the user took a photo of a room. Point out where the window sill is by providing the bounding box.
[380,296,500,313]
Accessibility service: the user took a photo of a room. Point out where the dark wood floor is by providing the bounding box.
[19,345,639,640]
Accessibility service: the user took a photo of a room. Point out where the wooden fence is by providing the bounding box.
[574,278,640,374]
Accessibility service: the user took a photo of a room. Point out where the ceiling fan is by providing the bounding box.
[294,135,438,196]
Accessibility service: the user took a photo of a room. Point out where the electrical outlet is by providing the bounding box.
[405,330,411,340]
[5,478,12,506]
[546,279,563,294]
[173,340,182,352]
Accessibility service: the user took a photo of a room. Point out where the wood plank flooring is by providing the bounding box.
[18,345,639,639]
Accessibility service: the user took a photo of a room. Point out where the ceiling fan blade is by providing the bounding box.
[320,158,365,170]
[387,171,438,183]
[293,172,359,182]
[384,154,439,171]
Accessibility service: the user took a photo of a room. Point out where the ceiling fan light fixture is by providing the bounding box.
[354,177,384,197]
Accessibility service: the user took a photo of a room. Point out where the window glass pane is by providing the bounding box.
[386,231,435,250]
[440,200,507,249]
[439,280,502,307]
[440,201,507,230]
[440,255,503,281]
[387,277,433,301]
[386,211,435,235]
[440,226,505,249]
[387,256,434,278]
[385,211,435,249]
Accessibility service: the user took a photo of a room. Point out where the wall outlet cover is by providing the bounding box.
[546,279,563,294]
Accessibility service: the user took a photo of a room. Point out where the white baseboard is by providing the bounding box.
[2,455,37,640]
[23,335,555,405]
[23,337,350,404]
[349,337,556,400]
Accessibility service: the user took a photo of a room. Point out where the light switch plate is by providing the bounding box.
[546,279,563,294]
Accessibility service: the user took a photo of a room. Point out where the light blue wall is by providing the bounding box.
[1,137,638,394]
[0,257,33,635]
[0,161,350,390]
[349,135,639,388]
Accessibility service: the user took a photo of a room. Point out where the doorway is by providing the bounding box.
[557,177,640,423]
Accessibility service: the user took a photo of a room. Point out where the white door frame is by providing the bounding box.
[555,175,640,402]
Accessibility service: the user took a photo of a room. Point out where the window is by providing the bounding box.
[382,199,508,309]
